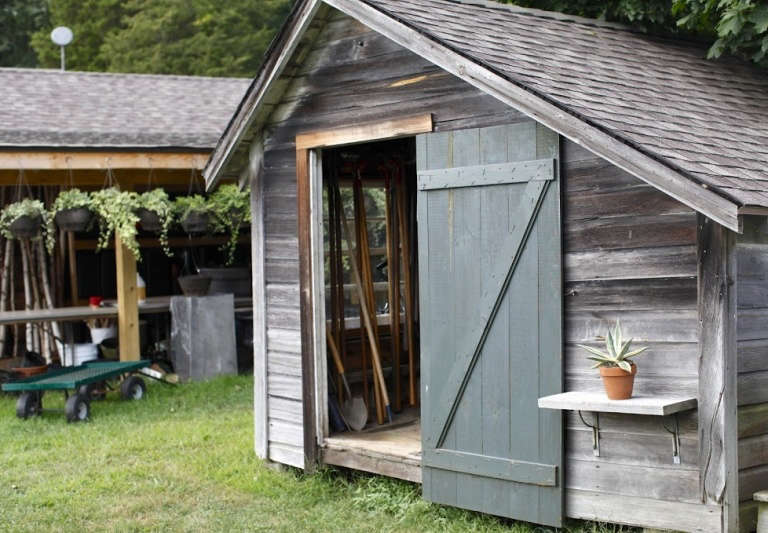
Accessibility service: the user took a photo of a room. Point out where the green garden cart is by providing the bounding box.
[2,360,150,422]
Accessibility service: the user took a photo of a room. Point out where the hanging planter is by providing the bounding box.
[174,195,211,235]
[177,274,211,296]
[209,184,251,266]
[53,189,93,232]
[578,321,648,400]
[136,189,173,256]
[90,187,142,260]
[0,199,55,250]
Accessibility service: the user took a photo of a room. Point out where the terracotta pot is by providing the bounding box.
[9,214,42,239]
[599,363,637,400]
[136,208,162,232]
[55,207,92,232]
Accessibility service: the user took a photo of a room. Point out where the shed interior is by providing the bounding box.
[320,138,422,481]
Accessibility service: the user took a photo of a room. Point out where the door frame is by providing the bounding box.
[295,114,433,470]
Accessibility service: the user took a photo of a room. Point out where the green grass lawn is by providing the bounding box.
[0,375,633,532]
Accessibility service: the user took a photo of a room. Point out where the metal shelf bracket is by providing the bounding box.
[663,413,682,464]
[578,410,600,457]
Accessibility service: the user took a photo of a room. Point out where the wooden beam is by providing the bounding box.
[323,0,741,232]
[295,114,433,150]
[115,233,140,361]
[0,168,226,187]
[72,234,250,251]
[296,147,318,471]
[0,151,209,170]
[698,215,739,532]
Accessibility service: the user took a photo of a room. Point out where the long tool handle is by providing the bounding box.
[396,171,417,406]
[336,185,393,423]
[326,324,352,399]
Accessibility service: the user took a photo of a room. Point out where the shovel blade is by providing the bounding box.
[340,396,368,431]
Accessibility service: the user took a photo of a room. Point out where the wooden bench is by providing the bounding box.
[756,491,768,533]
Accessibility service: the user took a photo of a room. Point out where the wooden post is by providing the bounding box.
[115,233,140,361]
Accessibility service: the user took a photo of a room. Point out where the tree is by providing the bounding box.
[30,0,291,77]
[0,0,49,68]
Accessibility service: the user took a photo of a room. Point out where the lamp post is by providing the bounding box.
[50,27,73,71]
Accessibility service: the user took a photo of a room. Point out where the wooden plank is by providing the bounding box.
[115,233,140,361]
[422,450,557,486]
[267,374,302,401]
[739,465,768,502]
[0,151,209,170]
[565,278,697,311]
[740,500,759,533]
[251,156,269,459]
[738,371,768,406]
[566,489,723,533]
[322,0,740,232]
[268,442,305,468]
[698,215,739,531]
[538,391,697,416]
[295,113,432,149]
[322,445,421,483]
[739,403,768,439]
[738,433,768,470]
[295,147,315,471]
[565,246,697,282]
[417,158,554,190]
[565,213,697,252]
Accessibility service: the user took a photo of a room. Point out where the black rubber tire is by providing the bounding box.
[16,391,42,419]
[78,382,106,402]
[65,393,90,423]
[120,376,146,401]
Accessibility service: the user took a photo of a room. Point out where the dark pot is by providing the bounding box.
[136,208,162,232]
[178,274,211,297]
[180,211,209,234]
[9,215,42,239]
[197,267,251,297]
[55,207,92,232]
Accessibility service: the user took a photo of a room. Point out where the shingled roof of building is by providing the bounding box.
[0,68,250,150]
[368,0,768,206]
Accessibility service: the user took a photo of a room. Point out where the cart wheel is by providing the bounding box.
[121,376,146,401]
[65,393,90,423]
[16,391,42,419]
[78,382,106,402]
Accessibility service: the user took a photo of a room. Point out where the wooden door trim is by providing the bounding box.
[295,114,434,470]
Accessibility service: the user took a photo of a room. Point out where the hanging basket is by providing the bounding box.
[9,214,42,239]
[136,208,162,232]
[178,274,211,296]
[180,210,209,234]
[55,207,93,232]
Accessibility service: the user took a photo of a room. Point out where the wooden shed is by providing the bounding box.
[203,1,768,531]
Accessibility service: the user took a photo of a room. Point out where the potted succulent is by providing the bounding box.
[136,189,173,256]
[174,194,210,234]
[52,188,93,232]
[209,184,250,266]
[0,199,55,250]
[90,187,142,260]
[578,321,648,400]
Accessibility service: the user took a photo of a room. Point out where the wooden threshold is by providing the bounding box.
[321,419,422,483]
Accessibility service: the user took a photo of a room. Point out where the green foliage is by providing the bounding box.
[0,198,55,252]
[675,0,768,65]
[578,321,648,372]
[497,0,675,30]
[90,187,142,261]
[0,0,48,68]
[136,188,173,256]
[52,188,91,212]
[209,184,250,266]
[30,0,291,77]
[173,194,209,220]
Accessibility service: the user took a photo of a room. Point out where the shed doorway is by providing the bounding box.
[318,138,422,482]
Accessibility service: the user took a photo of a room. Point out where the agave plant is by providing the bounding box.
[578,321,648,372]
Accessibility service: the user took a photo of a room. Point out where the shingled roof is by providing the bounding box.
[204,0,768,230]
[0,68,250,150]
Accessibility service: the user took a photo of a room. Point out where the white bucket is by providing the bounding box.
[63,343,99,366]
[90,326,117,345]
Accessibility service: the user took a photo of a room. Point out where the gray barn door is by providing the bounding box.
[416,124,563,527]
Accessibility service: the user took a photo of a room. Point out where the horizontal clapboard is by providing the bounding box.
[417,158,554,190]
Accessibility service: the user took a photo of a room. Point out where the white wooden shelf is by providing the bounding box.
[537,391,697,416]
[538,391,697,464]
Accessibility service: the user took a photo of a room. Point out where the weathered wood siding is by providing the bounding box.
[252,8,717,530]
[736,217,768,532]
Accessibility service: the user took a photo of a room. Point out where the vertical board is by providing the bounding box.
[418,123,563,526]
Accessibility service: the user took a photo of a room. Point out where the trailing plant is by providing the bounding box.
[90,187,142,260]
[173,194,210,221]
[578,321,648,372]
[136,188,173,256]
[0,199,55,251]
[52,188,92,213]
[209,184,250,265]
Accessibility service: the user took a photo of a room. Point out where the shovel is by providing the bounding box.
[326,325,368,431]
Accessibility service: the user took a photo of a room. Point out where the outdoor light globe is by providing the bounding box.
[50,26,73,46]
